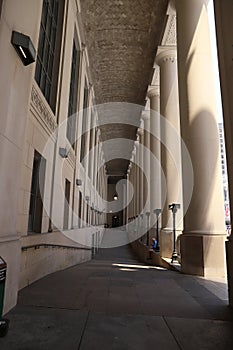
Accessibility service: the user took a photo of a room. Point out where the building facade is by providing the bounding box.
[0,0,107,313]
[218,123,230,225]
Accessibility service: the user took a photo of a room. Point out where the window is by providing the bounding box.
[88,111,94,178]
[80,80,89,163]
[67,38,81,147]
[35,0,65,112]
[28,151,46,233]
[0,0,3,18]
[92,128,98,183]
[78,191,82,228]
[63,179,70,230]
[86,204,89,225]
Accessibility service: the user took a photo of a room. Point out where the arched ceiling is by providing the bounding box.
[80,0,168,174]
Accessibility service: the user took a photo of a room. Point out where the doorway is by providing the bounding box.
[28,150,46,233]
[112,215,119,228]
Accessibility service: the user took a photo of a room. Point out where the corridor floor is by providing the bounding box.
[1,244,233,350]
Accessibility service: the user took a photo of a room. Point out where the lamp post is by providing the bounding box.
[169,203,180,263]
[146,211,150,246]
[154,209,161,252]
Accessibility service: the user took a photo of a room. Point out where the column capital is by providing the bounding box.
[155,46,177,66]
[141,110,150,121]
[135,139,140,149]
[137,128,144,137]
[147,85,160,99]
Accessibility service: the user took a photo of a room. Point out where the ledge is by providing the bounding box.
[131,240,181,272]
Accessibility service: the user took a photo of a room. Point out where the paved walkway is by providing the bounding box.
[1,244,233,349]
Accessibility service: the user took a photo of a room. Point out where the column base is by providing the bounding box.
[160,228,182,259]
[226,239,233,307]
[181,233,227,277]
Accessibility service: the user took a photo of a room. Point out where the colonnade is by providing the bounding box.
[127,0,226,278]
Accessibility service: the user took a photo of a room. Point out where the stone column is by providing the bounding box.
[176,0,226,277]
[156,46,183,258]
[131,149,136,217]
[142,112,150,244]
[128,162,133,237]
[148,86,161,242]
[132,146,137,219]
[128,164,132,223]
[135,138,140,233]
[126,172,129,223]
[137,124,144,239]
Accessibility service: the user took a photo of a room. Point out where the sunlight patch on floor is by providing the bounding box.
[112,263,167,271]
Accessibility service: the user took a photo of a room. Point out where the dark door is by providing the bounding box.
[112,215,119,228]
[28,151,46,233]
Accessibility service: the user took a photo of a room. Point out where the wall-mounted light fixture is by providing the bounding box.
[76,179,82,186]
[113,193,118,201]
[11,31,36,66]
[85,196,90,202]
[59,147,68,158]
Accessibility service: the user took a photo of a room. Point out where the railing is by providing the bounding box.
[22,243,92,252]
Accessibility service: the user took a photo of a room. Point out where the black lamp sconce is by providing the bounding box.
[11,31,36,66]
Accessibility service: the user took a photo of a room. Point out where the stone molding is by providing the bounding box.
[162,14,176,46]
[151,65,160,85]
[147,85,160,99]
[30,83,57,135]
[155,46,177,66]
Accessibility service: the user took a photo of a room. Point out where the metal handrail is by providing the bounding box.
[21,243,92,252]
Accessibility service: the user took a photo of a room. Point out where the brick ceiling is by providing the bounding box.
[80,0,168,174]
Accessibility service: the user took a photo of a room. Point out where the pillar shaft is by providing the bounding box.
[176,0,226,277]
[156,47,182,231]
[156,47,183,258]
[142,114,150,214]
[148,87,161,239]
[138,128,144,215]
[135,139,140,217]
[142,113,150,243]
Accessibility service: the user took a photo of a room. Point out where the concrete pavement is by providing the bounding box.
[0,244,233,349]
